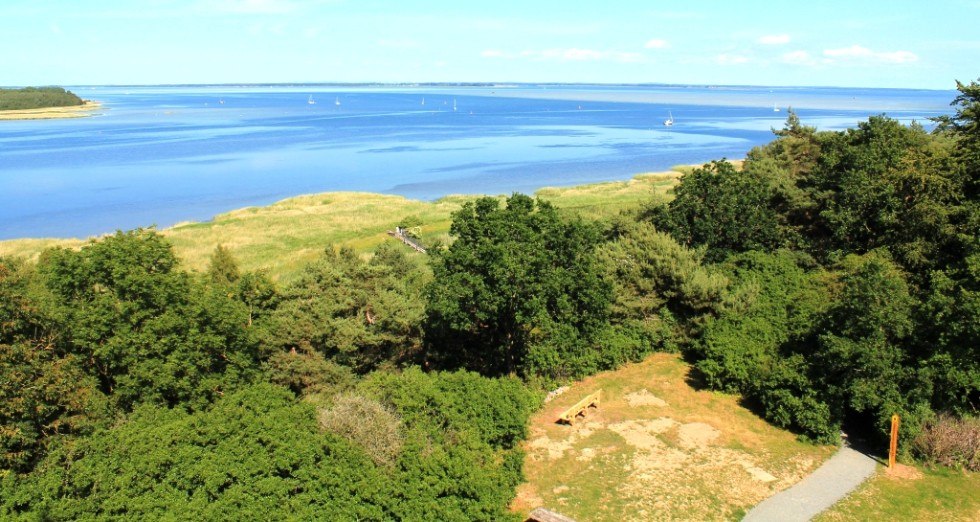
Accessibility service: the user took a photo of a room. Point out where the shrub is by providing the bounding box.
[318,393,403,467]
[913,414,980,471]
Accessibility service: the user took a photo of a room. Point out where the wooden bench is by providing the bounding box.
[526,507,577,522]
[557,390,600,425]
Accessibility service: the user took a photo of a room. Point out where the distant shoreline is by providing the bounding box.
[0,100,102,121]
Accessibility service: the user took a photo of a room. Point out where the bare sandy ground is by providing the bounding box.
[0,100,102,120]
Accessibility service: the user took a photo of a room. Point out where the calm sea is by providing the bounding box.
[0,84,955,240]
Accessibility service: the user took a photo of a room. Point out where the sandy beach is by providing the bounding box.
[0,100,102,120]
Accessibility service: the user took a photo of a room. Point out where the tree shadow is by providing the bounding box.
[680,350,711,390]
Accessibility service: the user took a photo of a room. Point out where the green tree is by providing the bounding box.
[36,230,258,411]
[425,194,611,379]
[206,244,240,286]
[812,117,954,267]
[811,252,928,446]
[263,349,354,397]
[649,160,785,261]
[693,250,838,440]
[935,78,980,199]
[0,87,84,111]
[234,269,279,327]
[597,220,728,352]
[359,367,537,520]
[258,243,425,372]
[0,258,109,475]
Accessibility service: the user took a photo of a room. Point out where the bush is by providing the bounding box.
[914,414,980,471]
[318,393,403,467]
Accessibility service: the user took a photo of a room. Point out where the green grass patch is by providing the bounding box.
[817,465,979,521]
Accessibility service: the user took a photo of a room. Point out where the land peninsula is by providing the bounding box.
[0,86,100,120]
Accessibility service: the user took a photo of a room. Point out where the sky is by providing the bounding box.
[1,0,977,89]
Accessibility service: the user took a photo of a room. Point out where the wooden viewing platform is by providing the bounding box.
[388,227,427,254]
[557,390,601,425]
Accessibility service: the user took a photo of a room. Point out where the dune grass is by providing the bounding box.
[0,170,682,281]
[511,353,836,521]
[161,192,464,280]
[816,465,979,521]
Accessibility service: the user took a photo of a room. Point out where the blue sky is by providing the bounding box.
[1,0,977,89]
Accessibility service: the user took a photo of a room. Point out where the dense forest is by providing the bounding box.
[0,87,84,111]
[1,80,978,518]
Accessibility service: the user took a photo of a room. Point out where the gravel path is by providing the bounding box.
[742,445,878,521]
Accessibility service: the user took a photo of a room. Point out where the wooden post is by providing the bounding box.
[888,414,900,468]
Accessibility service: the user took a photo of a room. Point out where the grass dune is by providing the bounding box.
[0,170,682,281]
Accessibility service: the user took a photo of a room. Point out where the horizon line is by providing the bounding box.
[2,81,959,92]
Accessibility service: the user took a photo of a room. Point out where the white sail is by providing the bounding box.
[664,111,674,126]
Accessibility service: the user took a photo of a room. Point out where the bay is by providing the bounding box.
[0,84,955,240]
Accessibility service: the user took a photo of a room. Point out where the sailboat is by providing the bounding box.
[453,98,457,112]
[773,103,780,112]
[421,97,425,106]
[308,95,316,105]
[663,111,674,126]
[335,96,341,107]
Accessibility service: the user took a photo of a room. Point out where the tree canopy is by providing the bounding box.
[424,194,611,380]
[0,87,84,111]
[653,80,980,447]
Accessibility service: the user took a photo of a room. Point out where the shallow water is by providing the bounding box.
[0,84,955,239]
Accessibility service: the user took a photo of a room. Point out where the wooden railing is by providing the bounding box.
[388,227,427,254]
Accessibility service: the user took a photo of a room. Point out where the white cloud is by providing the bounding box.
[782,50,815,65]
[616,52,644,63]
[715,53,749,65]
[823,45,918,64]
[200,0,299,14]
[556,48,604,61]
[485,48,643,63]
[758,34,791,45]
[196,0,339,15]
[644,38,669,49]
[377,39,421,50]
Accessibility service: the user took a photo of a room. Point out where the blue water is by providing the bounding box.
[0,84,955,239]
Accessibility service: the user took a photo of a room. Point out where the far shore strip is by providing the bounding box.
[0,100,102,121]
